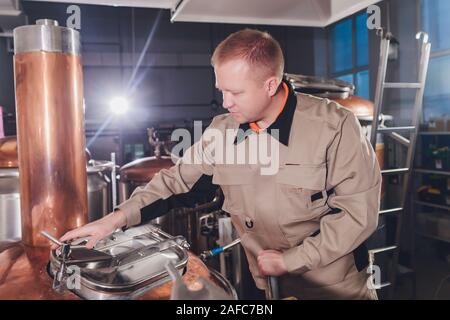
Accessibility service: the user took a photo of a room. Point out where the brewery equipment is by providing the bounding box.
[0,136,114,242]
[45,223,237,300]
[0,136,20,241]
[14,19,88,246]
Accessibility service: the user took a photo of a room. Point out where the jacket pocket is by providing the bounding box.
[276,163,326,190]
[276,163,328,222]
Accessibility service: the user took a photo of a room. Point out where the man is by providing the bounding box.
[58,29,381,300]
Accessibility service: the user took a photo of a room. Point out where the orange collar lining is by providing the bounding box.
[250,82,289,134]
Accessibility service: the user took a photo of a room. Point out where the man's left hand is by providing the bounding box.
[257,250,288,276]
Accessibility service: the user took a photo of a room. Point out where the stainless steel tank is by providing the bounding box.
[119,155,222,254]
[0,168,20,241]
[14,19,88,246]
[0,136,113,241]
[0,136,20,241]
[0,163,112,242]
[87,160,113,222]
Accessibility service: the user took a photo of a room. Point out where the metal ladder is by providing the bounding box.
[368,29,431,298]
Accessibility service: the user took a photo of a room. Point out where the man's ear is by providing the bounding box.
[265,77,281,97]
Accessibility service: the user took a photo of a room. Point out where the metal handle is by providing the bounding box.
[111,152,117,209]
[41,230,71,293]
[266,276,280,300]
[416,31,429,44]
[41,230,63,246]
[40,230,87,250]
[221,238,242,251]
[165,261,183,282]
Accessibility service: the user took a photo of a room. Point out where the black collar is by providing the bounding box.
[234,79,297,146]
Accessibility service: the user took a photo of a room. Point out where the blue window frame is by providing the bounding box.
[356,14,369,67]
[336,74,354,84]
[331,19,353,73]
[421,0,450,52]
[356,70,370,99]
[421,0,450,122]
[329,12,370,99]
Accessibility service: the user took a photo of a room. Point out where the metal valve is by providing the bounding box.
[199,238,241,261]
[40,230,80,293]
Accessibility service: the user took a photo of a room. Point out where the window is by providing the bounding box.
[423,56,450,122]
[331,19,353,73]
[329,12,370,99]
[356,14,369,67]
[422,0,450,52]
[124,143,145,162]
[421,0,450,122]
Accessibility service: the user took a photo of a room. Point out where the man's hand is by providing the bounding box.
[257,249,288,276]
[50,210,127,250]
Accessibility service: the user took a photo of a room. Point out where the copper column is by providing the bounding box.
[14,19,88,247]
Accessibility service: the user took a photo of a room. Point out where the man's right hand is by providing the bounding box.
[51,210,127,250]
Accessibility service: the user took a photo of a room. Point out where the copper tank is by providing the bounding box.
[331,95,374,119]
[0,136,19,168]
[14,19,88,247]
[120,156,174,184]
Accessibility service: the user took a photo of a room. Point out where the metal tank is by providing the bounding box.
[118,128,223,254]
[14,19,88,247]
[0,136,114,241]
[0,136,20,241]
[87,160,114,222]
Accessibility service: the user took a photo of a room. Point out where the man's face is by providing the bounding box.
[214,59,272,124]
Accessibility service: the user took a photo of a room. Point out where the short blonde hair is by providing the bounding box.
[211,29,284,81]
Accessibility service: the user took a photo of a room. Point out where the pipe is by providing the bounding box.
[200,238,241,261]
[111,152,117,208]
